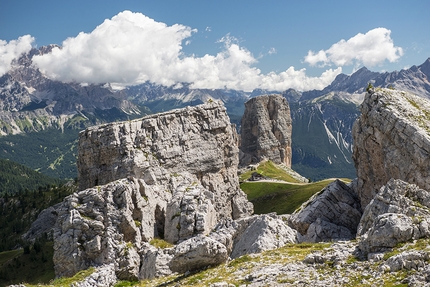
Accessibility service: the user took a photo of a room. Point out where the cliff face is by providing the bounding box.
[240,94,292,167]
[352,88,430,208]
[77,100,252,221]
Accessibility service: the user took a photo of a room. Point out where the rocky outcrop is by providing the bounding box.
[288,180,362,242]
[357,179,430,255]
[139,213,297,279]
[209,214,298,259]
[239,94,292,167]
[352,88,430,208]
[53,101,271,281]
[22,203,61,242]
[73,264,117,287]
[53,178,147,279]
[77,100,252,221]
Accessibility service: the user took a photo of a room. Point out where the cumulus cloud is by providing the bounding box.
[32,10,340,91]
[0,35,34,76]
[304,27,403,67]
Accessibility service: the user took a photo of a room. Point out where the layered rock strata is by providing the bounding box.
[77,100,252,221]
[239,94,292,167]
[288,179,362,242]
[353,88,430,208]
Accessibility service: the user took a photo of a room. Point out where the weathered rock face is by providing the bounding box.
[209,214,298,259]
[240,94,292,167]
[288,179,362,242]
[77,101,252,221]
[352,88,430,208]
[53,178,152,279]
[357,179,430,255]
[53,102,256,280]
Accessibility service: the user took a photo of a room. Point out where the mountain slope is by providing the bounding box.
[290,94,359,180]
[0,159,62,195]
[0,46,146,136]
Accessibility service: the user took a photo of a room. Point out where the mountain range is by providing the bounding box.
[1,46,429,180]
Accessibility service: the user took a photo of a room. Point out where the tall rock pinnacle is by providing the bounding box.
[239,94,292,167]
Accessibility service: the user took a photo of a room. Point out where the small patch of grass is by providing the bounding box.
[114,280,140,287]
[228,254,253,267]
[149,238,174,249]
[42,267,95,287]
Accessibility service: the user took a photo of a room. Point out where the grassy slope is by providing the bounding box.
[239,160,302,183]
[241,179,335,214]
[0,242,55,286]
[239,160,349,214]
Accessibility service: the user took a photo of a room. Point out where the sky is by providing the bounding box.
[1,0,429,92]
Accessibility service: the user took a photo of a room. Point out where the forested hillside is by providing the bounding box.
[0,158,63,195]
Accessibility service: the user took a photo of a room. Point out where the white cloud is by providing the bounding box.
[304,27,404,67]
[32,10,341,92]
[0,35,34,76]
[260,67,342,91]
[268,47,277,55]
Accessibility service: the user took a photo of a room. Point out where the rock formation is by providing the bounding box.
[357,179,430,255]
[288,179,362,242]
[51,101,300,282]
[353,88,430,208]
[239,94,292,167]
[77,100,252,220]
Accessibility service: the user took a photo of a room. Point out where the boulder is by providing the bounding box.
[73,264,117,287]
[359,213,415,254]
[357,179,430,255]
[229,214,297,258]
[288,179,362,242]
[169,236,229,273]
[53,178,148,280]
[240,94,292,167]
[210,213,298,259]
[380,251,430,272]
[22,203,61,242]
[352,88,430,208]
[357,178,430,237]
[139,243,174,279]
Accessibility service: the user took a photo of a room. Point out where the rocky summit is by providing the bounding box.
[353,87,430,208]
[239,94,292,167]
[46,100,301,281]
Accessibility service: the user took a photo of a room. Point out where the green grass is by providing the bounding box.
[0,241,55,286]
[239,160,302,183]
[149,238,174,249]
[0,248,23,266]
[30,267,96,287]
[240,179,337,214]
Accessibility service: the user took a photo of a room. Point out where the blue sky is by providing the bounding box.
[1,0,429,91]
